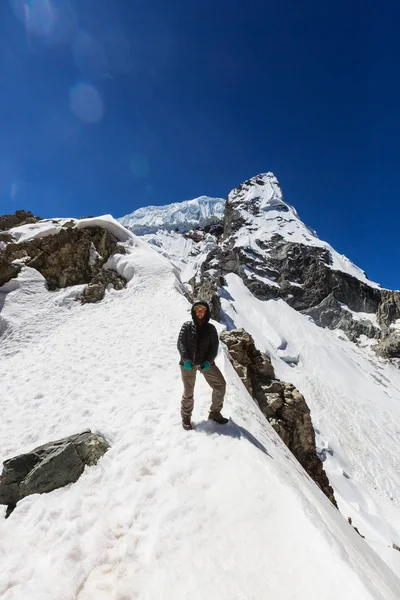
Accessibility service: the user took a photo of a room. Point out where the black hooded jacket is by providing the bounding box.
[177,301,219,366]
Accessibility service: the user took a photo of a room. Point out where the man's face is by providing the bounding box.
[194,305,207,319]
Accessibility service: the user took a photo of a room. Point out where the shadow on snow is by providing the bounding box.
[194,418,272,459]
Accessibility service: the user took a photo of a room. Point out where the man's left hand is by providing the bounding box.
[201,361,211,371]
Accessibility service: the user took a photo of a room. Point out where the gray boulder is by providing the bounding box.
[82,269,126,304]
[0,431,109,515]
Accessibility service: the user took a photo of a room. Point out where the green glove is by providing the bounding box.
[183,360,194,370]
[201,361,211,371]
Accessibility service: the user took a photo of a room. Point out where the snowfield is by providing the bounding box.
[0,217,400,599]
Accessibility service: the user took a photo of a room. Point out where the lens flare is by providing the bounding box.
[10,0,77,43]
[69,82,104,124]
[11,0,54,36]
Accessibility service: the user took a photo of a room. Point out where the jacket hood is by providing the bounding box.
[191,300,211,324]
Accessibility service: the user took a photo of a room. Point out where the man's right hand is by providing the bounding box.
[183,360,194,370]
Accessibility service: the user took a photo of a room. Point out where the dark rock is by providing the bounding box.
[81,268,126,304]
[0,224,127,296]
[303,294,380,341]
[0,253,22,287]
[221,328,337,506]
[347,517,365,538]
[223,201,246,238]
[221,328,275,397]
[0,210,40,232]
[204,223,224,238]
[184,230,205,243]
[375,332,400,359]
[377,290,400,334]
[0,431,109,515]
[0,232,13,244]
[19,443,84,499]
[82,283,106,303]
[265,239,381,314]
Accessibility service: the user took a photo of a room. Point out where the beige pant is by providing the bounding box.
[180,364,226,419]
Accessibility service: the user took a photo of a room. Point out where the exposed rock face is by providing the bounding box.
[0,210,40,232]
[82,268,126,304]
[303,294,380,342]
[0,431,109,516]
[264,238,381,313]
[0,223,126,300]
[377,290,400,335]
[375,332,400,359]
[221,328,337,506]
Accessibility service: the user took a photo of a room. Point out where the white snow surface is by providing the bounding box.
[140,229,219,284]
[118,196,225,235]
[4,215,134,245]
[1,218,400,599]
[220,273,400,577]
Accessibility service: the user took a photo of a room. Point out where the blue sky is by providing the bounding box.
[0,0,399,289]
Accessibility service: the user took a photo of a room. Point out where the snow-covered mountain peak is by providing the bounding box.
[223,172,380,289]
[119,195,225,235]
[228,171,289,213]
[226,171,311,238]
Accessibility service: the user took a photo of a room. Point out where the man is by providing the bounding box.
[177,300,228,430]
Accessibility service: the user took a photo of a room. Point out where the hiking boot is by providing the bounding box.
[182,416,193,430]
[208,411,229,425]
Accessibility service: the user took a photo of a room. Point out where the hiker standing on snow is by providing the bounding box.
[177,300,228,430]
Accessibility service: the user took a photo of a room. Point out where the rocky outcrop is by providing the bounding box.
[303,294,380,342]
[375,332,400,359]
[377,290,400,335]
[0,431,109,517]
[0,223,126,301]
[82,268,126,304]
[265,238,381,313]
[221,328,337,506]
[0,210,40,231]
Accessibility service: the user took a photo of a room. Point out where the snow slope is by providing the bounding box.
[118,195,225,235]
[1,217,399,599]
[141,229,219,283]
[220,273,400,576]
